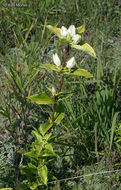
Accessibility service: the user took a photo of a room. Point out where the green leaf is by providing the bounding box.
[54,103,65,121]
[24,60,30,75]
[110,112,120,150]
[29,181,39,190]
[28,163,37,172]
[41,64,61,72]
[16,75,23,91]
[38,165,48,185]
[46,25,61,38]
[43,143,57,157]
[54,112,65,125]
[44,143,55,154]
[39,122,53,136]
[55,103,65,114]
[32,130,43,142]
[76,24,85,34]
[44,133,52,141]
[72,43,96,57]
[43,153,57,157]
[21,150,39,159]
[65,68,93,78]
[20,165,37,177]
[25,69,39,88]
[28,92,55,104]
[53,103,65,124]
[57,92,73,102]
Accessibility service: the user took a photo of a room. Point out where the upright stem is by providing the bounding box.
[62,45,70,68]
[51,45,70,122]
[58,75,64,93]
[58,45,70,92]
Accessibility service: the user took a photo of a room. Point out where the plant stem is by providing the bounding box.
[62,45,70,68]
[51,45,70,122]
[58,45,70,92]
[58,74,64,93]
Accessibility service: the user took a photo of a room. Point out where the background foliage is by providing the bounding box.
[0,0,121,189]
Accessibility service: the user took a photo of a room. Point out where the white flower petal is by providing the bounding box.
[68,25,76,37]
[72,34,81,44]
[52,53,61,67]
[66,57,76,69]
[60,26,68,37]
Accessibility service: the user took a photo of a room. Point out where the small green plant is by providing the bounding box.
[19,24,96,189]
[19,121,56,189]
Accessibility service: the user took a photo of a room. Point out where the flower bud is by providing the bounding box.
[66,57,76,69]
[68,25,76,37]
[52,53,61,66]
[60,26,68,37]
[72,34,81,44]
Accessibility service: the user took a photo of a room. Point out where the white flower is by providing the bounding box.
[60,26,68,37]
[66,57,76,69]
[72,34,81,44]
[68,25,76,37]
[52,53,61,67]
[60,25,81,45]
